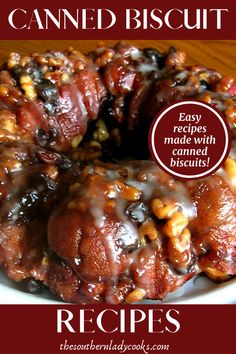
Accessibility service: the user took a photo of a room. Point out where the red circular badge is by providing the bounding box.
[148,100,231,179]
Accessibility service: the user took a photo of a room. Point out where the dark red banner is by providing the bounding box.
[0,0,235,39]
[0,305,235,354]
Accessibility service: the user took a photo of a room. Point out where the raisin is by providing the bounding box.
[21,278,44,294]
[48,127,58,142]
[200,80,210,90]
[37,79,58,103]
[29,174,57,191]
[143,47,163,66]
[31,68,43,83]
[37,149,72,169]
[11,65,23,80]
[35,128,48,146]
[6,174,57,222]
[57,155,73,169]
[6,190,40,223]
[43,101,57,115]
[126,202,149,223]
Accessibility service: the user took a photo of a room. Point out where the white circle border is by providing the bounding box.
[150,100,230,179]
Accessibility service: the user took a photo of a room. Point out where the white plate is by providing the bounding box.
[0,270,235,304]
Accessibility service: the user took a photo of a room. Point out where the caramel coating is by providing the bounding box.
[190,176,236,280]
[0,42,235,304]
[47,161,197,302]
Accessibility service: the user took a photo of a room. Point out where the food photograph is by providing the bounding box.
[0,39,235,305]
